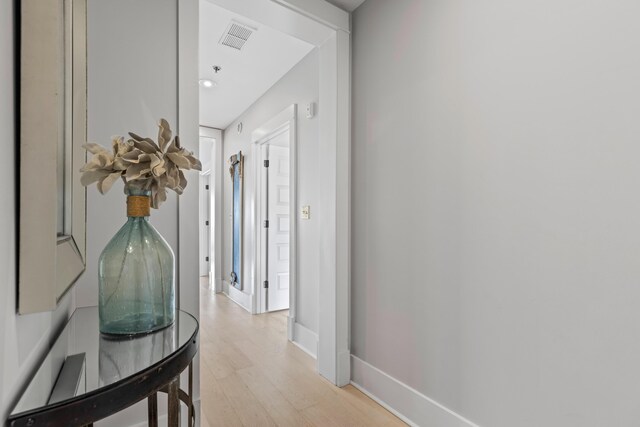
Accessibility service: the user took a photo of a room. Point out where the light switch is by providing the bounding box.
[305,103,315,119]
[301,205,311,220]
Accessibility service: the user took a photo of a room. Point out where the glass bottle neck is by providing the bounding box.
[127,216,150,222]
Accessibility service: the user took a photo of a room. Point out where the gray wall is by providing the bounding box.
[222,50,320,332]
[0,0,74,420]
[352,0,640,425]
[75,0,179,308]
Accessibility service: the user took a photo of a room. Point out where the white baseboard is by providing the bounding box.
[287,316,295,341]
[292,321,318,359]
[128,415,167,427]
[337,349,350,387]
[350,356,480,427]
[222,280,252,313]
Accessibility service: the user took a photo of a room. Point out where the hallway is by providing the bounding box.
[199,282,406,426]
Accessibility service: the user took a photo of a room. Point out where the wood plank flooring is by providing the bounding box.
[199,282,406,427]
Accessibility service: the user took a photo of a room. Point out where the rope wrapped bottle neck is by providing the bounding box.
[127,195,151,217]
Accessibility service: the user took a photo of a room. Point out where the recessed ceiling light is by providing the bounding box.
[199,79,216,88]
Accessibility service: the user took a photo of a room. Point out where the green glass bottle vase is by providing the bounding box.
[98,188,175,336]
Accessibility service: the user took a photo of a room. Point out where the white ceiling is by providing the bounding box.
[199,1,314,129]
[324,0,367,12]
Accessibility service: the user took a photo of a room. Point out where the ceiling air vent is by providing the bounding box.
[219,21,255,51]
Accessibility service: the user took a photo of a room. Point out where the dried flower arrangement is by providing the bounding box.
[80,119,201,208]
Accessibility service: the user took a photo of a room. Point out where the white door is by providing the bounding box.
[264,133,290,311]
[199,174,211,278]
[199,135,214,284]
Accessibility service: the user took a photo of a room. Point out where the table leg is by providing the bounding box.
[148,393,158,427]
[167,377,180,426]
[188,362,193,427]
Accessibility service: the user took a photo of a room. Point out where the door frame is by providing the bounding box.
[183,0,351,386]
[251,106,297,327]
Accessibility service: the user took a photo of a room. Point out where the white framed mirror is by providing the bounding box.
[19,0,87,314]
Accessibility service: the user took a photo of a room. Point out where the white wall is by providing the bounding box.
[222,50,320,333]
[352,0,640,426]
[0,0,75,420]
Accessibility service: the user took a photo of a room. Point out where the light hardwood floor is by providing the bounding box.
[198,282,406,427]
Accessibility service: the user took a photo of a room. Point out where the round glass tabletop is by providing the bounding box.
[9,307,198,420]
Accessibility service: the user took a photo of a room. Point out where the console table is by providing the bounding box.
[7,307,199,427]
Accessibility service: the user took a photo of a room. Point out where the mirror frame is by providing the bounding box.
[19,0,87,314]
[229,151,244,290]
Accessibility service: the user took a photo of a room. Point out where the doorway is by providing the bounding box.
[199,173,211,280]
[199,127,223,293]
[199,136,214,288]
[259,128,291,312]
[251,105,298,318]
[184,0,351,386]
